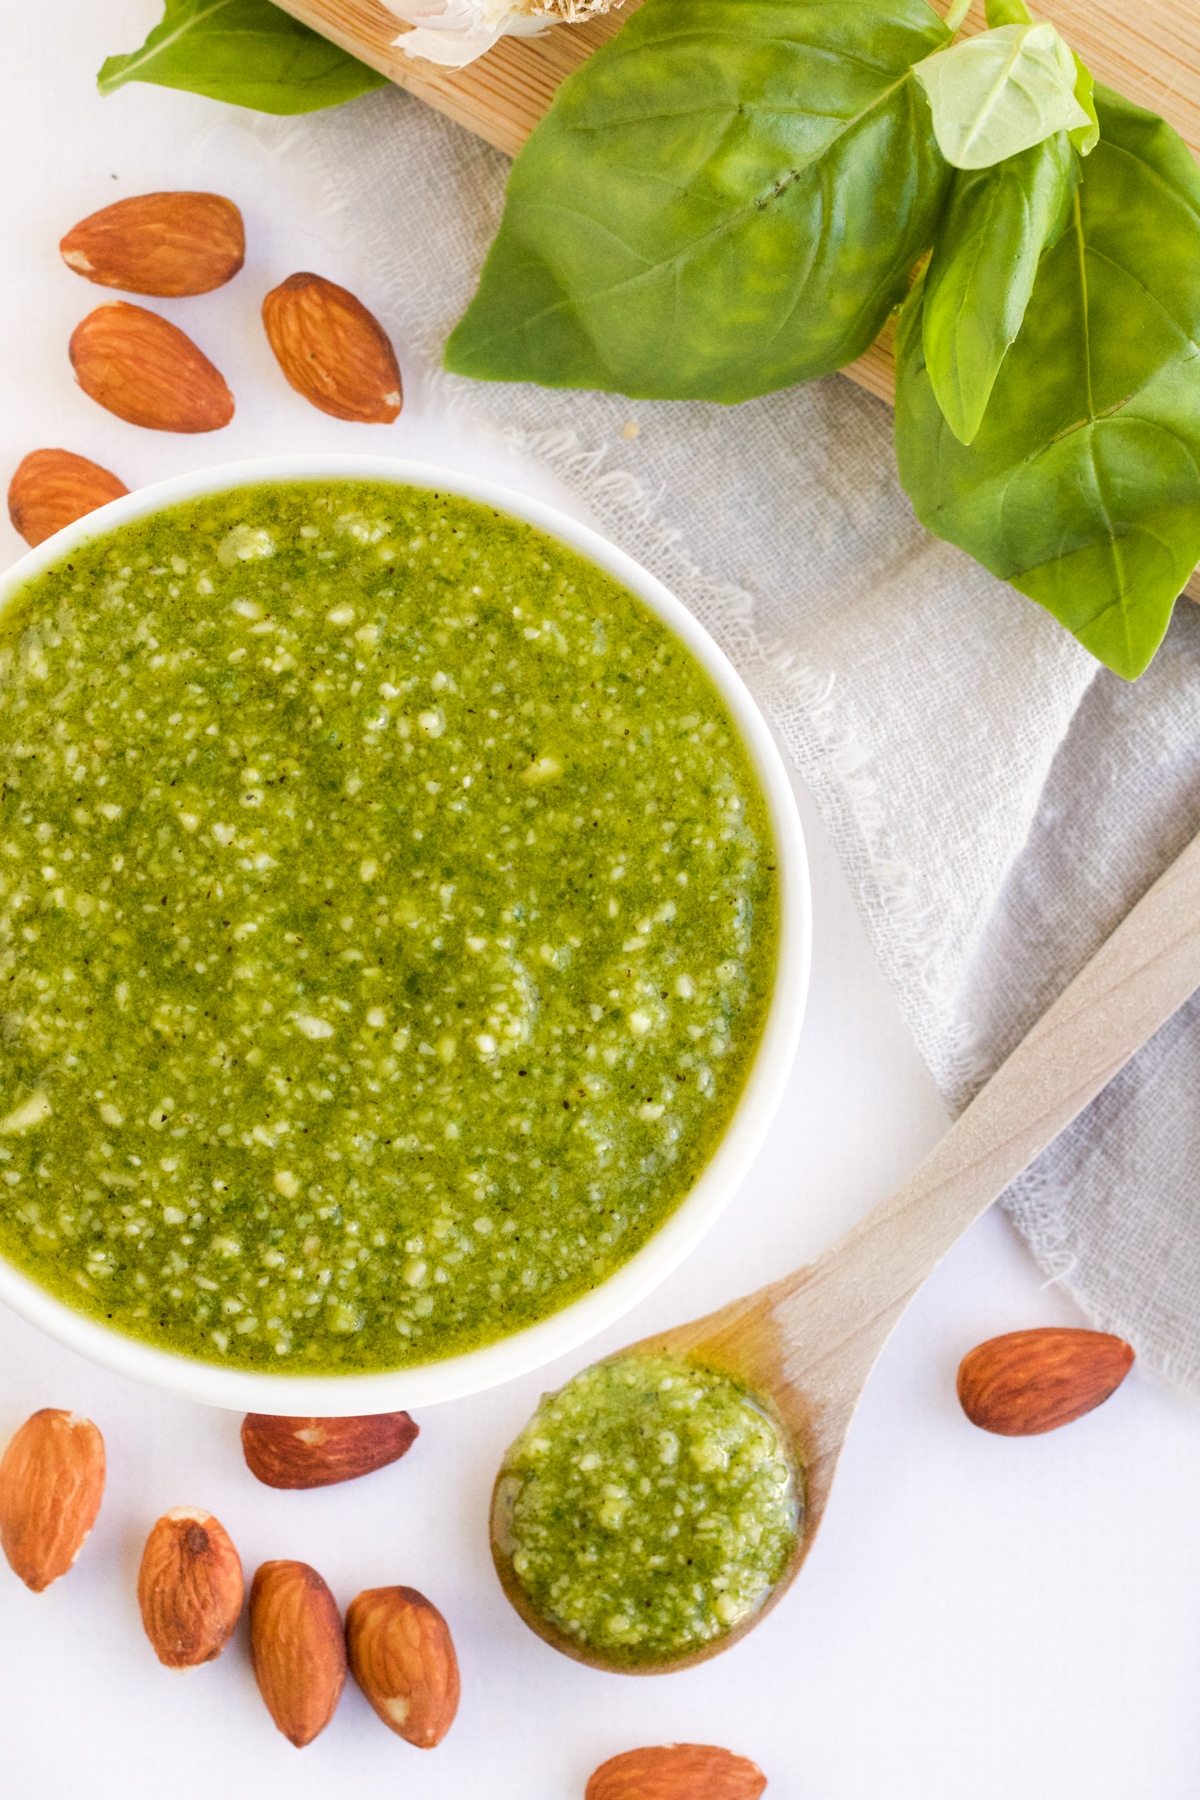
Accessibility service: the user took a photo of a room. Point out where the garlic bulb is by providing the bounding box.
[385,0,618,70]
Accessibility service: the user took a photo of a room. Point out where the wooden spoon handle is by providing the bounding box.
[775,826,1200,1369]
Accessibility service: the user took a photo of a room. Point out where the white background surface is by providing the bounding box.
[4,5,1200,1796]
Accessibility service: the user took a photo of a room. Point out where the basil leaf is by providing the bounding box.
[982,0,1097,155]
[922,130,1076,444]
[913,23,1091,169]
[895,88,1200,680]
[445,0,953,402]
[98,0,388,115]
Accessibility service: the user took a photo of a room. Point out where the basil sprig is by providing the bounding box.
[445,0,953,401]
[99,0,387,115]
[896,86,1200,680]
[445,0,1200,677]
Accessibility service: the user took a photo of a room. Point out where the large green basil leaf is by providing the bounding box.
[445,0,953,402]
[895,88,1200,680]
[912,23,1090,169]
[99,0,387,115]
[922,130,1076,444]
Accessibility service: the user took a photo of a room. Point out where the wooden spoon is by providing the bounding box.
[492,827,1200,1672]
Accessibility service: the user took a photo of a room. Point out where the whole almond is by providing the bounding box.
[958,1327,1135,1436]
[137,1507,244,1668]
[0,1409,105,1592]
[587,1744,767,1800]
[249,1560,346,1747]
[241,1412,418,1490]
[69,302,234,433]
[61,192,245,297]
[8,447,128,547]
[346,1585,459,1748]
[261,272,402,423]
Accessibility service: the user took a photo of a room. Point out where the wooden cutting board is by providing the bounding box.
[273,0,1200,597]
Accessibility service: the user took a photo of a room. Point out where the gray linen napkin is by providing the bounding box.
[286,86,1200,1388]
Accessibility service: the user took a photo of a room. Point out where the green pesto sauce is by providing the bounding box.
[0,481,778,1372]
[496,1353,800,1665]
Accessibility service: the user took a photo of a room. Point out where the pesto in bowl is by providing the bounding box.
[0,477,781,1374]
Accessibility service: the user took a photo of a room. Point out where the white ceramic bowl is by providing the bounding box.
[0,455,810,1412]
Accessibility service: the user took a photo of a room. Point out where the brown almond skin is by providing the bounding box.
[61,192,245,297]
[587,1744,768,1800]
[261,272,402,423]
[958,1327,1135,1436]
[8,447,128,547]
[69,302,234,433]
[249,1560,346,1747]
[137,1507,244,1668]
[346,1585,459,1748]
[0,1409,106,1592]
[241,1412,418,1490]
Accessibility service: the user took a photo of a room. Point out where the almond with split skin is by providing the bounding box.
[586,1744,768,1800]
[60,192,245,297]
[138,1507,244,1668]
[957,1327,1135,1436]
[70,302,234,432]
[0,1409,105,1592]
[249,1560,346,1747]
[261,272,402,423]
[241,1412,418,1489]
[8,447,128,547]
[346,1585,459,1748]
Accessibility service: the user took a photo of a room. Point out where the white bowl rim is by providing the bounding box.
[0,453,811,1413]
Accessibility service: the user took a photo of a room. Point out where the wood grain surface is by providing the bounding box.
[273,0,626,154]
[276,0,1200,599]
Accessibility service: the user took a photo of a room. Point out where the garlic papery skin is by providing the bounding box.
[385,0,616,69]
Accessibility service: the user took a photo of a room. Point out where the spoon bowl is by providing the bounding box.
[492,826,1200,1673]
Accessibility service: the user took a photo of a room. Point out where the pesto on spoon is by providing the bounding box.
[493,1352,800,1668]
